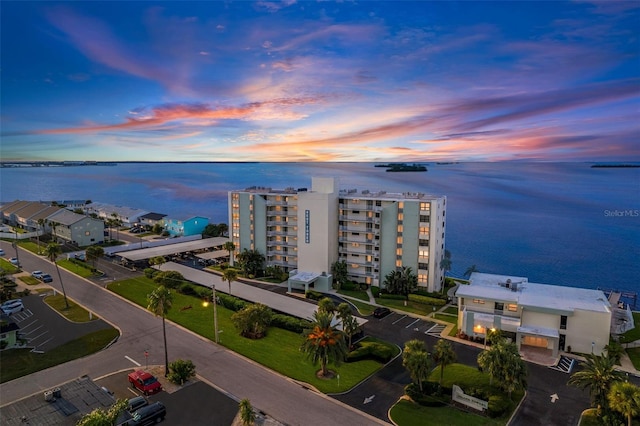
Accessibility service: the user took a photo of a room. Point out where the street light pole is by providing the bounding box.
[213,284,219,344]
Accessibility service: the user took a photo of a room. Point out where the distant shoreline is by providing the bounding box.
[590,164,640,168]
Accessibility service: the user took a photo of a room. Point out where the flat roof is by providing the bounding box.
[0,376,114,426]
[119,237,229,261]
[196,250,229,260]
[456,272,611,314]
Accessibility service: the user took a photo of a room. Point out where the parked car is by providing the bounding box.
[129,401,166,425]
[31,271,44,279]
[127,396,148,413]
[2,300,24,315]
[40,274,53,283]
[1,298,22,309]
[0,249,5,256]
[372,307,391,318]
[74,253,86,261]
[9,257,19,265]
[128,370,162,395]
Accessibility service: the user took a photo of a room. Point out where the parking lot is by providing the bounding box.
[96,371,239,426]
[7,294,113,352]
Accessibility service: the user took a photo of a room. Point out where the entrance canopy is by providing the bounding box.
[517,325,559,339]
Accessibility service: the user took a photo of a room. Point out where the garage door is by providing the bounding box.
[522,336,548,348]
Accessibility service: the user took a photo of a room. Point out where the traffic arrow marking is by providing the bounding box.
[364,395,375,404]
[550,393,559,403]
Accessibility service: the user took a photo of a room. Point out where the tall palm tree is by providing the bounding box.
[569,353,625,410]
[402,339,431,392]
[239,399,256,426]
[433,339,456,387]
[463,264,478,279]
[147,285,173,377]
[608,381,640,426]
[222,268,238,295]
[223,241,236,266]
[111,213,122,241]
[36,218,45,254]
[45,242,69,309]
[300,311,347,377]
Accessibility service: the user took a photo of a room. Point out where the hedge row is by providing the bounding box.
[408,294,447,306]
[346,341,395,363]
[305,290,323,300]
[271,313,312,334]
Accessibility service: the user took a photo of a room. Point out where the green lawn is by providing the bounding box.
[376,297,442,316]
[0,259,20,274]
[620,312,640,343]
[18,275,41,286]
[44,294,100,322]
[107,277,395,393]
[443,306,459,315]
[0,328,119,383]
[626,347,640,371]
[347,299,375,316]
[390,399,503,426]
[337,288,370,301]
[389,363,523,426]
[434,313,457,324]
[57,259,98,278]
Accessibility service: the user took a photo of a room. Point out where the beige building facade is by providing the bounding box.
[456,272,612,356]
[229,177,447,293]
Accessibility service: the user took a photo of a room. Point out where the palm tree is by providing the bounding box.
[569,353,625,410]
[239,399,256,426]
[36,218,45,254]
[223,241,236,265]
[222,268,238,295]
[85,245,104,269]
[111,213,122,240]
[463,264,478,279]
[147,285,173,377]
[330,260,348,290]
[608,381,640,426]
[433,339,456,387]
[317,297,336,314]
[402,339,431,392]
[383,266,418,301]
[300,311,347,377]
[45,242,69,309]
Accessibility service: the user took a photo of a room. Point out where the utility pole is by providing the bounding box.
[213,284,219,344]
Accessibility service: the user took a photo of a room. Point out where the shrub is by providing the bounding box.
[341,281,358,291]
[370,286,381,297]
[408,294,446,306]
[405,383,447,407]
[347,341,395,363]
[179,284,198,297]
[487,395,511,418]
[144,268,158,279]
[305,290,323,300]
[414,290,447,300]
[218,293,247,312]
[168,359,196,385]
[271,313,311,333]
[378,293,406,301]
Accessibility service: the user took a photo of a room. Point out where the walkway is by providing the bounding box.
[158,262,368,326]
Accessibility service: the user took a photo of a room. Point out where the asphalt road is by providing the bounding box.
[0,241,603,425]
[0,242,386,426]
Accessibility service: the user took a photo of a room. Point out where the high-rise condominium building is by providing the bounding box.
[228,177,447,293]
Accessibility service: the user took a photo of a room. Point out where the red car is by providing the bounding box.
[127,370,162,395]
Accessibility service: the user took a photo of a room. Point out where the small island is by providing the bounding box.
[591,164,640,168]
[374,163,427,172]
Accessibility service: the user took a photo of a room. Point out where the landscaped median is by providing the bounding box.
[389,363,523,426]
[107,277,399,393]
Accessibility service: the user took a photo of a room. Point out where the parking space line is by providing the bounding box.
[392,315,407,325]
[29,331,50,342]
[22,325,45,336]
[125,356,141,367]
[35,337,54,349]
[405,318,420,329]
[18,319,39,331]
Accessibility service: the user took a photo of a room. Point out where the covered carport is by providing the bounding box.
[119,237,229,263]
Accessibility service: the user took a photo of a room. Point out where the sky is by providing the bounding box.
[1,1,639,162]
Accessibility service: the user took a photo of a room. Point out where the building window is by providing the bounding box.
[507,304,518,312]
[560,315,567,330]
[495,302,504,311]
[473,299,485,304]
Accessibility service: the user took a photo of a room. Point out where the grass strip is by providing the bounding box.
[390,399,503,426]
[45,294,99,322]
[108,277,394,393]
[0,329,119,383]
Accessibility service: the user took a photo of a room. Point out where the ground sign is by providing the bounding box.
[452,385,488,412]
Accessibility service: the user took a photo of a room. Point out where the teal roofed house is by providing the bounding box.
[164,216,209,237]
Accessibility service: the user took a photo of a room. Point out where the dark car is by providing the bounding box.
[129,401,166,425]
[373,307,391,318]
[40,274,53,283]
[127,396,148,413]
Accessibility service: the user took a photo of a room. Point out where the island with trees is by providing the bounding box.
[374,163,427,172]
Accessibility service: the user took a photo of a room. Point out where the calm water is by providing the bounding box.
[1,162,639,293]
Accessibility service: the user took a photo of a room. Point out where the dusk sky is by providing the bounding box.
[1,1,639,162]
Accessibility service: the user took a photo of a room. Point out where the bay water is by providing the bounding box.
[1,162,638,295]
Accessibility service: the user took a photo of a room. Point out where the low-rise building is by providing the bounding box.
[164,216,209,237]
[47,209,105,247]
[456,272,612,356]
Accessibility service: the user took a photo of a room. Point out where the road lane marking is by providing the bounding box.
[125,356,141,366]
[392,315,407,325]
[406,318,420,329]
